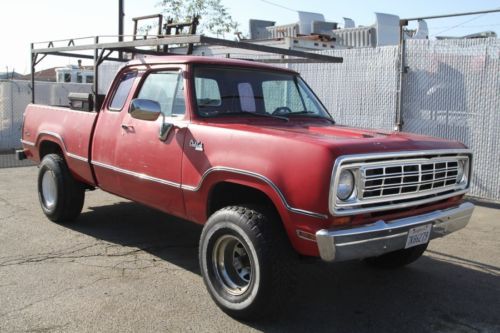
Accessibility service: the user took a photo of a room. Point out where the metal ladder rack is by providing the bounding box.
[30,32,343,111]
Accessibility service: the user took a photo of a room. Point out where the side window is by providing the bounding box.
[195,77,221,107]
[137,71,185,116]
[109,71,137,111]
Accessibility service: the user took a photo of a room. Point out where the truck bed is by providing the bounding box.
[21,104,97,185]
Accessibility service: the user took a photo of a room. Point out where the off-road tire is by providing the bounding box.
[364,243,428,269]
[38,154,85,223]
[199,205,295,320]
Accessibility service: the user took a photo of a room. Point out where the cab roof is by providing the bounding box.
[126,55,298,74]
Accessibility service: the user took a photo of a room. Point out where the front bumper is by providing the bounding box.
[316,202,474,262]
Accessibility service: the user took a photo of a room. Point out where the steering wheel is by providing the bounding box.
[272,106,292,116]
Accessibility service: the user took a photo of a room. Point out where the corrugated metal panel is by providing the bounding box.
[266,24,298,39]
[332,27,375,48]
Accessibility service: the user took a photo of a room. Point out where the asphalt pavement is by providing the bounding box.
[0,166,499,332]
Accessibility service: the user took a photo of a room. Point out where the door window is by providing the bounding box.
[109,71,138,111]
[137,71,185,116]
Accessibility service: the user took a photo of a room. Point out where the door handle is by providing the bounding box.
[121,124,133,130]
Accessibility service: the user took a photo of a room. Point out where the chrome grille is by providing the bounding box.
[361,160,460,199]
[329,150,472,216]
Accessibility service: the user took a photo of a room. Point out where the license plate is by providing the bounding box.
[405,224,432,249]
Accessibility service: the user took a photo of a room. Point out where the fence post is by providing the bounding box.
[395,20,408,132]
[30,43,35,104]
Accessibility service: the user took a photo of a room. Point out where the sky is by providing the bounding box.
[1,0,499,74]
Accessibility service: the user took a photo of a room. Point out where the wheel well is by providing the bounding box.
[39,141,64,159]
[208,182,280,219]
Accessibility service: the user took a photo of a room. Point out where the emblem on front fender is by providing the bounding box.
[189,139,204,152]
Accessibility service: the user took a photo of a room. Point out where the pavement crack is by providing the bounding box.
[24,322,70,333]
[0,249,143,267]
[437,313,482,333]
[0,277,112,318]
[0,242,196,268]
[427,250,500,276]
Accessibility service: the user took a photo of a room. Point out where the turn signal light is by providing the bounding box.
[330,216,351,227]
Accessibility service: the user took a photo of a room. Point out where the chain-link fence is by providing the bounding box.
[291,46,400,131]
[0,80,92,153]
[292,38,499,202]
[402,39,500,201]
[0,39,498,201]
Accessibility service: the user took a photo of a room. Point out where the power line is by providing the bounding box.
[258,0,297,13]
[430,23,500,29]
[431,13,489,36]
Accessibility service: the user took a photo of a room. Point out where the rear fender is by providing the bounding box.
[36,132,93,185]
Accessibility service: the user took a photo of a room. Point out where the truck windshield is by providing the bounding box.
[193,66,333,121]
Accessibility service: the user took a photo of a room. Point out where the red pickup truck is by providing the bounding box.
[19,56,474,319]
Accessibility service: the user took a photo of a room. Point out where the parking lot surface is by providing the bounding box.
[1,165,499,332]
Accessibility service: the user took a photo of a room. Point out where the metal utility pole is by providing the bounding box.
[394,7,500,132]
[118,0,124,59]
[401,8,500,22]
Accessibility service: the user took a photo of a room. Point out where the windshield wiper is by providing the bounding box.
[285,111,336,124]
[211,110,289,122]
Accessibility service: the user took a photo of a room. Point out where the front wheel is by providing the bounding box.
[364,243,428,269]
[199,206,295,320]
[38,154,85,223]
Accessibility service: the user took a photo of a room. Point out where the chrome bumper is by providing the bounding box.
[316,202,474,262]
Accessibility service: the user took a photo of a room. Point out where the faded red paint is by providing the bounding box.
[21,56,467,257]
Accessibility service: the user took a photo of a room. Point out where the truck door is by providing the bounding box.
[112,68,188,217]
[92,70,139,192]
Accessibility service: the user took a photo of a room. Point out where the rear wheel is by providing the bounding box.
[364,243,428,269]
[199,206,295,320]
[38,154,85,223]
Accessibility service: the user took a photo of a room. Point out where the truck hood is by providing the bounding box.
[215,119,466,154]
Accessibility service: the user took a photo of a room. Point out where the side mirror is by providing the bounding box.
[129,99,161,121]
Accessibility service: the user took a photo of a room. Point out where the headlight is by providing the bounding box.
[337,170,354,200]
[456,160,465,184]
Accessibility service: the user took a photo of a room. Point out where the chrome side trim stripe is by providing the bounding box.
[91,161,181,188]
[67,152,88,162]
[21,139,35,147]
[32,130,327,219]
[182,167,328,219]
[91,161,328,219]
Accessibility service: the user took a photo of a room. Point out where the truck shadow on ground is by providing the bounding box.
[71,201,499,333]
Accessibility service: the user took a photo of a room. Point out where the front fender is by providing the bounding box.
[181,168,332,256]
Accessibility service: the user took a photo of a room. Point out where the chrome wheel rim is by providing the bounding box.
[41,170,57,209]
[212,234,252,296]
